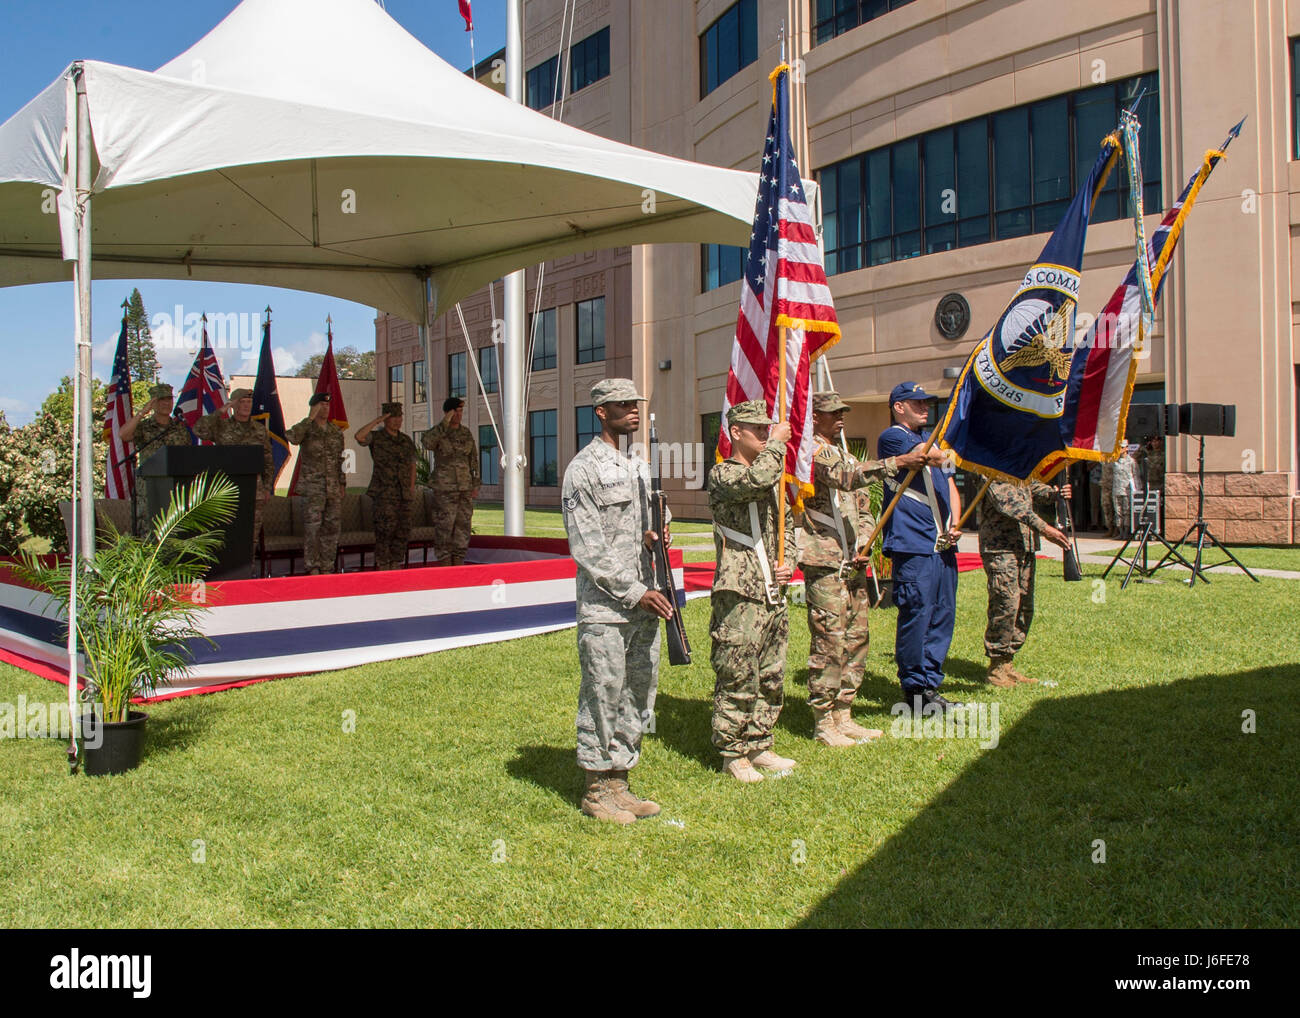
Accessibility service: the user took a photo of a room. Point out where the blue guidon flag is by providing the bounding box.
[937,132,1123,482]
[252,309,290,484]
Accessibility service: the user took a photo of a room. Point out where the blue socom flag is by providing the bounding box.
[937,132,1122,482]
[251,312,290,484]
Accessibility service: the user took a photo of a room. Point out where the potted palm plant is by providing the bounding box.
[19,474,237,775]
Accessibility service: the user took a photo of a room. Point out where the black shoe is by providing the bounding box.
[921,689,964,713]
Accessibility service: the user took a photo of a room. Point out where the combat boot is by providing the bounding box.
[1006,659,1038,685]
[607,769,661,818]
[580,771,635,825]
[832,707,883,741]
[985,657,1018,688]
[749,748,797,770]
[813,708,857,747]
[722,756,764,783]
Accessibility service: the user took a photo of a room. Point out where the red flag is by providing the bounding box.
[717,65,839,510]
[458,0,473,31]
[288,324,350,496]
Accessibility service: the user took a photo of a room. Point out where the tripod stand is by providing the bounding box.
[1152,436,1258,586]
[1102,454,1193,589]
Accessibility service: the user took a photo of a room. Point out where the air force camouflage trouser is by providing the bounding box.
[803,565,871,712]
[575,612,660,772]
[982,549,1035,659]
[709,590,788,759]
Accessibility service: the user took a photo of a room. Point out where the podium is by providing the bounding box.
[137,446,263,581]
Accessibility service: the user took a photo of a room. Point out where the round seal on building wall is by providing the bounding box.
[935,293,971,340]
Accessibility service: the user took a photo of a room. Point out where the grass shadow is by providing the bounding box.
[649,691,717,771]
[506,744,583,806]
[797,665,1299,928]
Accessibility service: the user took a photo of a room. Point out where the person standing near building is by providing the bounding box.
[798,391,928,746]
[120,382,192,536]
[422,396,480,566]
[356,402,418,571]
[193,386,274,551]
[561,378,671,824]
[979,480,1072,688]
[287,392,345,575]
[876,383,961,714]
[709,400,796,783]
[1112,445,1138,540]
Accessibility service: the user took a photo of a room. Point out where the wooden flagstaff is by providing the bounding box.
[776,325,787,567]
[855,429,941,566]
[957,477,991,530]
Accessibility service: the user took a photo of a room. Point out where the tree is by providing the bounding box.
[40,375,107,432]
[125,287,159,384]
[296,345,376,380]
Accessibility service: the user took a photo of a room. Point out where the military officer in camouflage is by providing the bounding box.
[421,396,480,566]
[709,399,796,783]
[356,402,419,571]
[193,387,274,551]
[978,480,1072,687]
[120,382,192,536]
[288,392,345,575]
[561,378,673,824]
[799,392,932,746]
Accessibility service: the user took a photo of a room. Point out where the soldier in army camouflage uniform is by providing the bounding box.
[978,480,1072,687]
[561,378,673,824]
[709,400,796,783]
[421,396,480,566]
[799,392,931,746]
[356,402,419,570]
[120,382,192,536]
[287,392,345,574]
[193,387,274,553]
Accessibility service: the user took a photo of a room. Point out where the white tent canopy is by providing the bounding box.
[0,0,758,322]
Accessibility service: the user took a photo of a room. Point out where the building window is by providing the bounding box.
[530,308,557,370]
[448,352,466,399]
[526,55,559,110]
[700,0,757,99]
[479,425,500,486]
[813,0,918,46]
[529,409,558,487]
[819,73,1161,274]
[412,360,426,404]
[388,364,404,404]
[477,346,498,394]
[576,296,606,364]
[570,26,610,94]
[702,244,746,291]
[576,405,601,451]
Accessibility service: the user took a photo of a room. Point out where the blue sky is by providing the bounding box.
[0,1,506,424]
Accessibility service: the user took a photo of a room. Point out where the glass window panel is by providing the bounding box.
[1032,199,1068,234]
[413,360,426,404]
[925,223,955,255]
[893,231,921,261]
[865,150,891,241]
[923,127,955,224]
[957,216,990,247]
[955,119,989,218]
[577,297,605,363]
[477,346,498,394]
[576,405,600,450]
[529,410,558,487]
[1074,84,1117,209]
[531,308,556,370]
[891,139,920,234]
[993,107,1030,214]
[1031,96,1070,204]
[740,0,757,68]
[479,425,499,485]
[388,364,403,404]
[448,352,466,399]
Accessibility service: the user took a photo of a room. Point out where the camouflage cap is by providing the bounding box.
[229,387,253,403]
[727,399,776,428]
[590,378,646,406]
[149,383,174,399]
[382,402,404,416]
[812,391,849,413]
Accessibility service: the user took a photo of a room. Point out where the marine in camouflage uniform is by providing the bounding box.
[978,480,1070,686]
[798,391,910,746]
[193,387,274,553]
[357,402,419,570]
[561,378,669,824]
[709,399,796,782]
[122,382,192,537]
[421,397,480,566]
[287,392,345,574]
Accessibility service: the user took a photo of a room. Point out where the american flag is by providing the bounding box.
[103,312,134,499]
[717,64,840,508]
[176,321,227,445]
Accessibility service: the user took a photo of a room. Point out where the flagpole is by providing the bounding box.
[777,326,787,567]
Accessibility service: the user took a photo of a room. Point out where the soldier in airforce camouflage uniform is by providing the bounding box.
[978,480,1072,687]
[708,399,796,783]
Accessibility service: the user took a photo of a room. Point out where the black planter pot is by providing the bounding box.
[81,710,148,777]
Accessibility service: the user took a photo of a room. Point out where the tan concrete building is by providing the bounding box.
[377,0,1299,542]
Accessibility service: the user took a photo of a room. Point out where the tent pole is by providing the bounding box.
[74,67,94,560]
[419,272,432,455]
[501,0,527,536]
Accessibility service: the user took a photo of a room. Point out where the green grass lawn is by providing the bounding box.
[1,562,1295,928]
[1094,544,1300,574]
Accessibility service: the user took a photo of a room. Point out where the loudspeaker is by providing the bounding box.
[1178,403,1237,437]
[1162,403,1181,437]
[1125,404,1159,441]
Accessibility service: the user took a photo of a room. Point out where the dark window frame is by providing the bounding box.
[448,351,467,400]
[526,55,560,111]
[570,26,610,94]
[412,359,426,405]
[388,364,404,405]
[576,296,606,364]
[701,243,746,291]
[530,308,557,371]
[529,408,558,487]
[576,404,601,452]
[479,424,500,486]
[813,0,919,46]
[699,0,758,99]
[477,345,499,395]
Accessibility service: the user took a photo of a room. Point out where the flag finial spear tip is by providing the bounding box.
[120,297,129,309]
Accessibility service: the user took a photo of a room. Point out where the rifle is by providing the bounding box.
[647,414,692,665]
[1056,483,1083,582]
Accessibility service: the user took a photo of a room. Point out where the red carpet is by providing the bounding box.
[682,553,985,593]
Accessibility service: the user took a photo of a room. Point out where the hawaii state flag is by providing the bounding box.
[176,321,225,444]
[717,63,840,509]
[288,321,350,496]
[252,311,290,485]
[937,132,1123,482]
[103,310,134,499]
